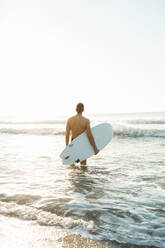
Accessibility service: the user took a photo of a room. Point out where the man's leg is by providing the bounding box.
[69,163,76,169]
[80,160,87,166]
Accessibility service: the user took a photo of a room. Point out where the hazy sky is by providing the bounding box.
[0,0,165,118]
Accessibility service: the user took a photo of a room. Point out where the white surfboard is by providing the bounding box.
[60,123,113,165]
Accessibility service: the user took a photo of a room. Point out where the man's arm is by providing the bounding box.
[86,120,99,155]
[65,120,70,146]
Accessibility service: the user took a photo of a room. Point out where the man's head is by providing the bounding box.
[76,103,84,113]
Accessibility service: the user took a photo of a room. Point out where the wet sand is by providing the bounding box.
[0,215,110,248]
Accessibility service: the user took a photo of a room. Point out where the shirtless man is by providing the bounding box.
[65,103,99,165]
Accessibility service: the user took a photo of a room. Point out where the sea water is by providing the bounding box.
[0,112,165,247]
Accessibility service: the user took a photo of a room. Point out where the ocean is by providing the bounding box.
[0,112,165,248]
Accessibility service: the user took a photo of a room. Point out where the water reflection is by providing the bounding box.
[60,166,109,222]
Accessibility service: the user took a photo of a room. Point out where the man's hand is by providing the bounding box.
[94,147,99,155]
[86,120,99,155]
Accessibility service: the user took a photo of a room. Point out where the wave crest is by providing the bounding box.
[0,126,165,138]
[114,124,165,138]
[126,119,165,125]
[0,119,165,138]
[0,200,94,231]
[0,128,65,136]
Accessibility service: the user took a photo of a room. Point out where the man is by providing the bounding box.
[65,103,99,165]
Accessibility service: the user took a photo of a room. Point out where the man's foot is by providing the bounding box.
[80,165,87,171]
[69,164,76,169]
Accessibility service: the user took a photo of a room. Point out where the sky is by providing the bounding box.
[0,0,165,118]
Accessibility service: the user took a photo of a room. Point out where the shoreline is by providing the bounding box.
[0,214,157,248]
[0,215,113,248]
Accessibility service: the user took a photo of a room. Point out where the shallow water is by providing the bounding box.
[0,113,165,247]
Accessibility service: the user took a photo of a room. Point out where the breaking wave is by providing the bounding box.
[0,115,165,138]
[0,125,165,138]
[113,124,165,138]
[126,119,165,125]
[0,200,93,232]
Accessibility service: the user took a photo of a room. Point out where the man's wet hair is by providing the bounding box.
[76,103,84,113]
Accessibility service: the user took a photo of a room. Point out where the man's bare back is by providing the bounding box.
[65,103,99,165]
[66,114,89,140]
